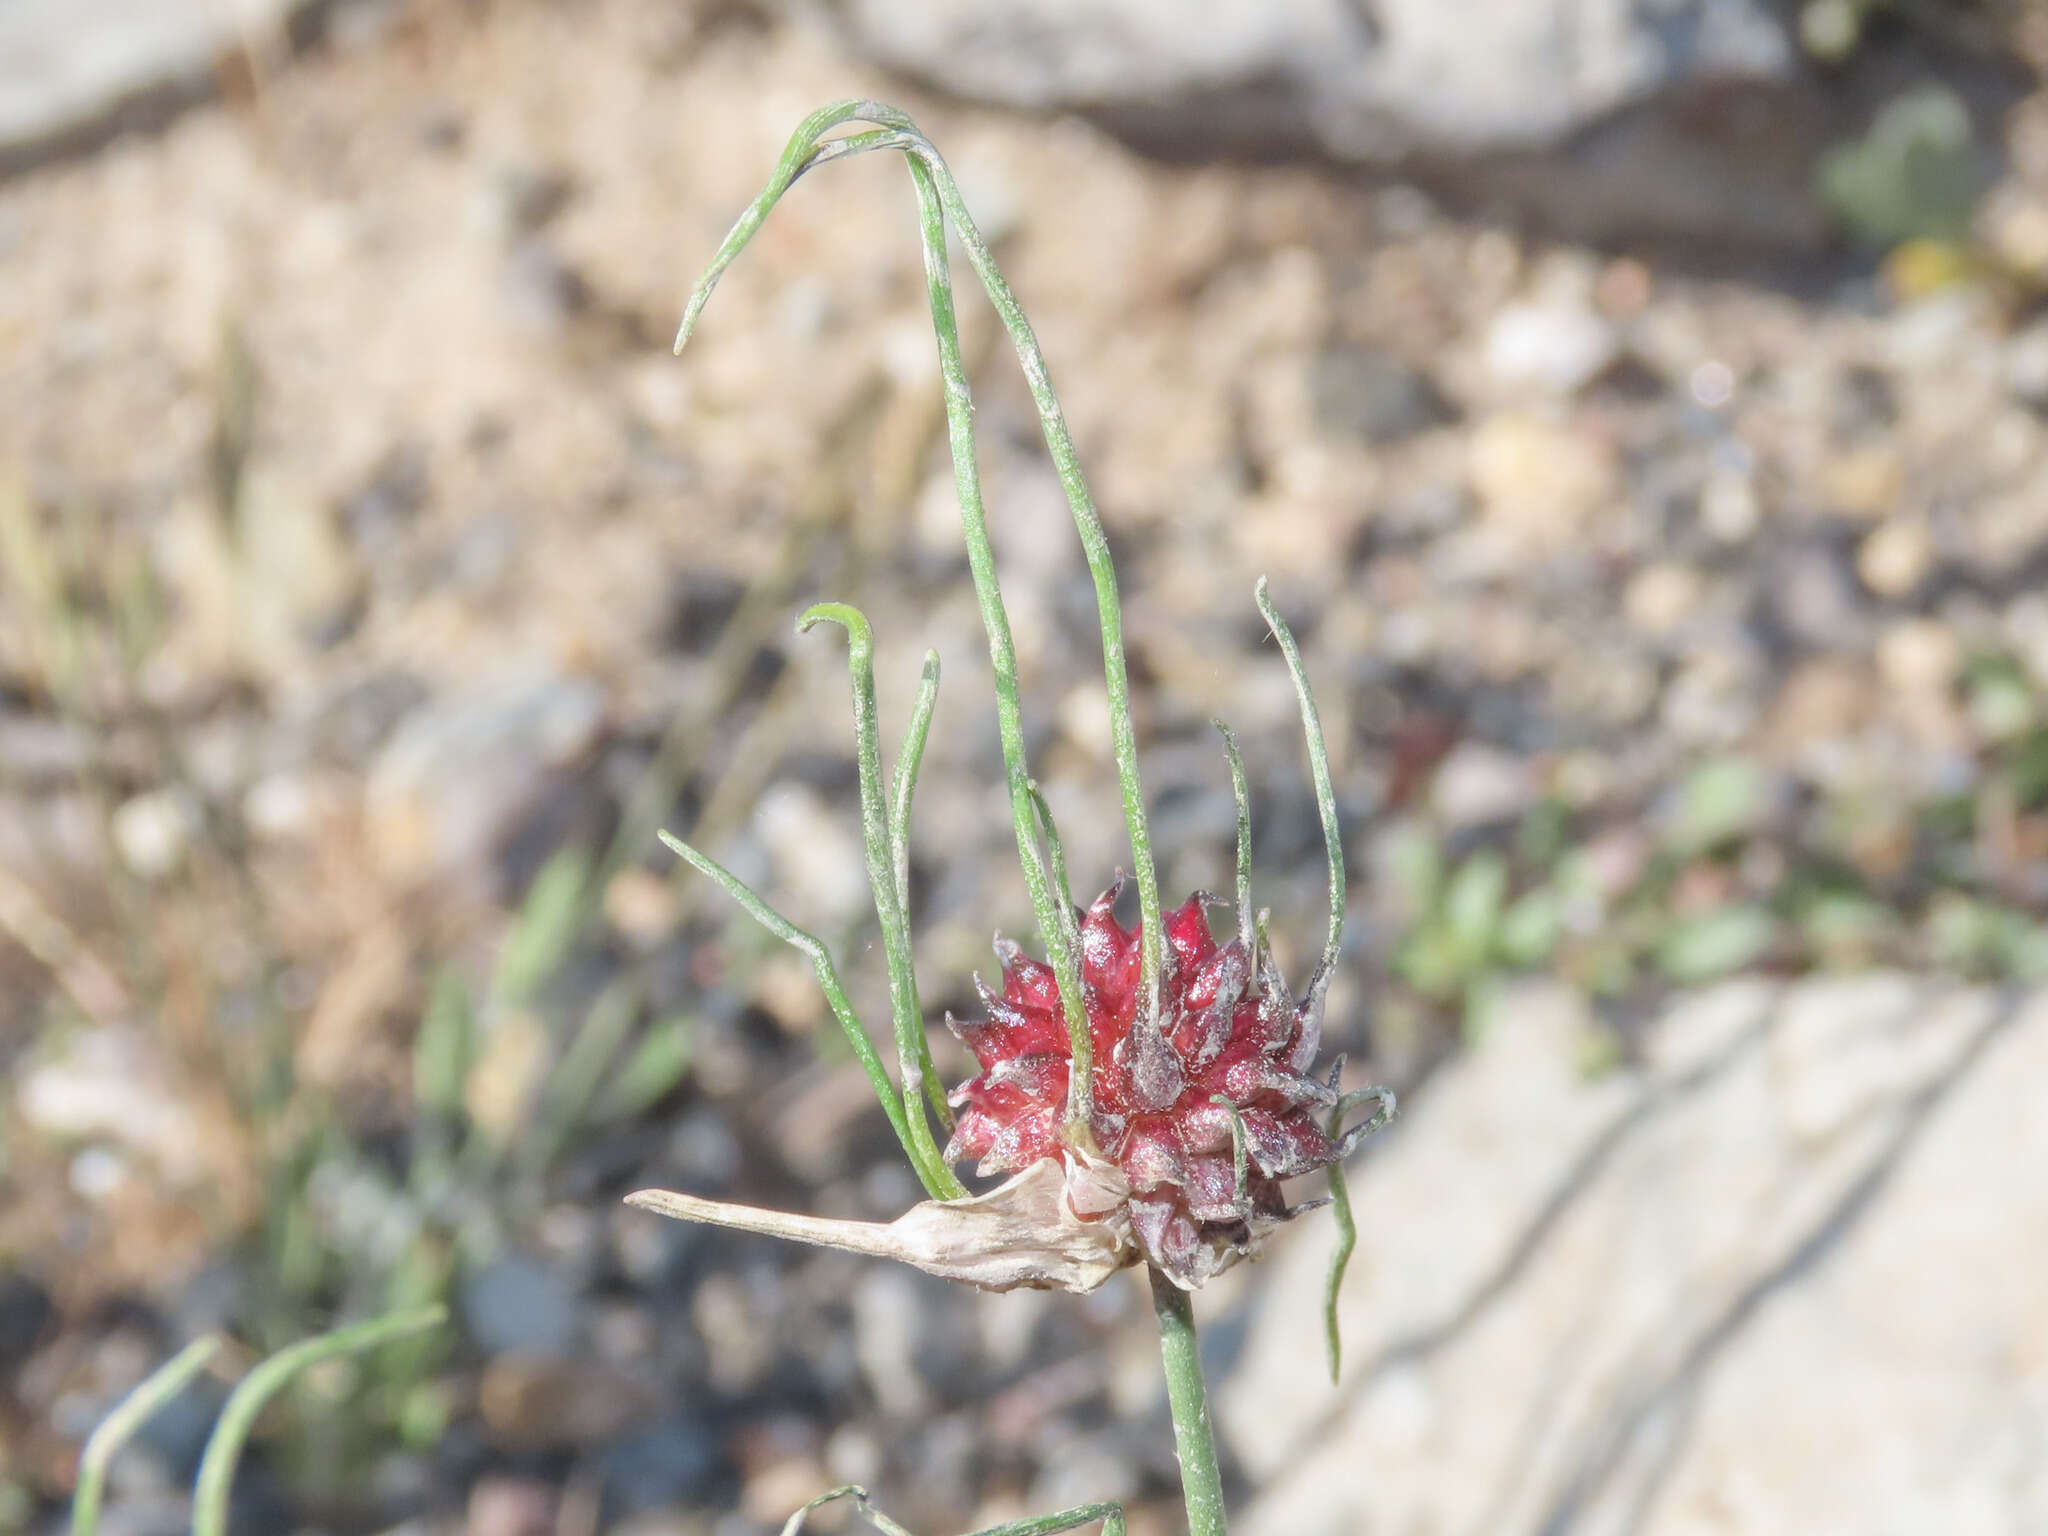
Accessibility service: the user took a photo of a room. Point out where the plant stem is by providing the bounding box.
[1150,1267,1227,1536]
[1256,578,1342,984]
[1213,719,1253,952]
[192,1307,444,1536]
[73,1337,223,1536]
[672,119,1088,1075]
[900,148,1097,1133]
[890,648,954,1131]
[866,107,1166,1022]
[798,603,964,1199]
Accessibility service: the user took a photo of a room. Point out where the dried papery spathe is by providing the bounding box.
[627,1148,1138,1294]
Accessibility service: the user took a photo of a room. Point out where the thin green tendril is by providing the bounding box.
[193,1307,444,1536]
[1323,1080,1398,1381]
[890,648,952,1130]
[72,1337,223,1536]
[798,604,964,1198]
[1255,578,1342,992]
[1213,719,1253,952]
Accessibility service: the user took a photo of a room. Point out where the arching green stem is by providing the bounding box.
[193,1307,444,1536]
[683,117,1092,1125]
[1256,578,1343,993]
[874,113,1166,1023]
[889,651,941,920]
[1322,1082,1398,1380]
[674,103,1175,1133]
[890,648,952,1130]
[798,604,964,1197]
[1214,719,1254,951]
[73,1337,223,1536]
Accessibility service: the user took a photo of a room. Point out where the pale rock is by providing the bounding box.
[1818,443,1904,520]
[828,0,1805,246]
[1764,658,1874,761]
[1662,646,1763,747]
[1430,741,1534,830]
[1483,299,1617,395]
[752,952,824,1036]
[854,1267,935,1419]
[1058,683,1115,761]
[1699,467,1762,543]
[243,770,340,841]
[1858,517,1935,599]
[110,788,195,880]
[0,0,302,166]
[2004,317,2048,406]
[364,670,603,886]
[603,865,682,949]
[18,1028,211,1187]
[742,1460,836,1526]
[1223,977,2048,1535]
[1623,561,1702,636]
[465,1476,556,1536]
[752,782,870,927]
[1469,413,1621,550]
[1882,287,1994,372]
[1876,618,1960,698]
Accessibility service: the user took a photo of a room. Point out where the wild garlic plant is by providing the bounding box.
[632,103,1396,1536]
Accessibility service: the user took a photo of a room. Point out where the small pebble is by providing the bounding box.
[1877,618,1960,697]
[462,1254,580,1359]
[1700,468,1762,543]
[1483,300,1617,395]
[1858,518,1934,599]
[1429,742,1533,830]
[1625,562,1703,635]
[112,789,194,880]
[605,865,683,947]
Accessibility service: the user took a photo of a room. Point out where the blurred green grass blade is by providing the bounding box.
[493,847,589,1007]
[593,1013,697,1123]
[1666,756,1765,857]
[1496,886,1563,968]
[1443,851,1508,952]
[191,1306,445,1536]
[72,1337,223,1536]
[528,980,641,1170]
[412,969,473,1119]
[1657,904,1776,984]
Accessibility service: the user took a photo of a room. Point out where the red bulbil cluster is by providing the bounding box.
[945,884,1343,1287]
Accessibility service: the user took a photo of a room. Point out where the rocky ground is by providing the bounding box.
[3,1,2048,1533]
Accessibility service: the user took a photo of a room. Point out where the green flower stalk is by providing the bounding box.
[637,101,1397,1536]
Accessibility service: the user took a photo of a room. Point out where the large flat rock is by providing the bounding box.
[0,0,302,175]
[1220,975,2048,1533]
